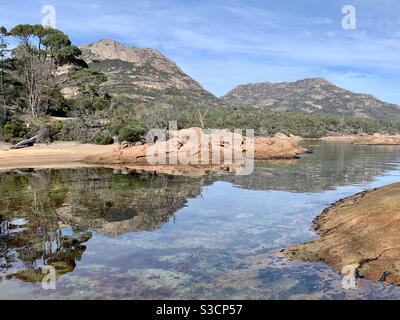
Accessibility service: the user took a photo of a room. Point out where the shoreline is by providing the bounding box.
[0,142,116,171]
[321,134,400,145]
[0,135,308,174]
[1,133,400,173]
[283,183,400,287]
[83,129,309,175]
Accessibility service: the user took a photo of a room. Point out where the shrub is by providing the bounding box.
[54,118,109,143]
[67,69,110,114]
[117,127,144,143]
[49,121,64,139]
[95,134,114,145]
[1,119,28,141]
[46,91,73,117]
[108,107,146,142]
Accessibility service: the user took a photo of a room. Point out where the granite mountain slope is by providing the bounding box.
[222,78,400,122]
[70,39,218,104]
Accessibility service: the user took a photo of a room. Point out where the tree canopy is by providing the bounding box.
[6,24,82,117]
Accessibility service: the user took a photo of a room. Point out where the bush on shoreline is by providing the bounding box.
[116,100,400,139]
[3,97,400,144]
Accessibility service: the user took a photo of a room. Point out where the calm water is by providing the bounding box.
[2,141,400,299]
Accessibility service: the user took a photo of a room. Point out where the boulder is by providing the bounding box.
[84,128,309,173]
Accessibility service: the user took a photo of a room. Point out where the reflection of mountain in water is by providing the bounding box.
[0,168,207,282]
[222,142,400,193]
[55,169,207,235]
[1,142,400,282]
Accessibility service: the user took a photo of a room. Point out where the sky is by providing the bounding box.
[1,0,400,103]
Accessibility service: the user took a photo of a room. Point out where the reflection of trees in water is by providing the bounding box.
[1,143,399,282]
[0,168,206,282]
[54,169,207,235]
[221,142,400,193]
[0,170,92,282]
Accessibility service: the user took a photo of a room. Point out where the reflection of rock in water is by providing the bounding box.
[0,168,206,282]
[221,142,400,192]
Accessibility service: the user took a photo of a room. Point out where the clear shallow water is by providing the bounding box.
[2,141,400,299]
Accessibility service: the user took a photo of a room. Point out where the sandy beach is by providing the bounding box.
[0,130,308,174]
[0,142,117,171]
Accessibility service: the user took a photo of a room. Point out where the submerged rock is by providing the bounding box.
[283,183,400,286]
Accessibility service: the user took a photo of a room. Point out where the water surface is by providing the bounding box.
[1,141,400,299]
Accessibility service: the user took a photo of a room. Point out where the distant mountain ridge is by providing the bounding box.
[64,39,400,123]
[78,39,218,104]
[222,78,400,122]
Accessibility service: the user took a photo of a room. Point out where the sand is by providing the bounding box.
[0,142,116,171]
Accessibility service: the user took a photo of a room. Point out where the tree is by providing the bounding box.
[197,109,208,128]
[68,68,109,114]
[0,27,9,125]
[9,24,81,117]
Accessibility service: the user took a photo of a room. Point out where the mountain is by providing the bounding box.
[222,78,400,122]
[75,39,218,104]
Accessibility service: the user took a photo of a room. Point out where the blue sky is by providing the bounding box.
[1,0,400,103]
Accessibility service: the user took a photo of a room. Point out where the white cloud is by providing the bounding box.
[1,0,400,103]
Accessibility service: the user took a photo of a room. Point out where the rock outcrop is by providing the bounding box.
[84,128,308,174]
[283,183,400,286]
[352,133,400,145]
[321,134,400,145]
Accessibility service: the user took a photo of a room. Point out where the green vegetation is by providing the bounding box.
[108,106,146,142]
[0,27,9,126]
[1,23,400,145]
[1,118,28,142]
[9,24,81,117]
[0,24,112,144]
[67,68,110,115]
[110,99,400,139]
[49,120,64,137]
[95,134,114,145]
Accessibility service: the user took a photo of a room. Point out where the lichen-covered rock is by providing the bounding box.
[84,128,309,174]
[283,183,400,286]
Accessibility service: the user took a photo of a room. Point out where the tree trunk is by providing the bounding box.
[10,135,38,149]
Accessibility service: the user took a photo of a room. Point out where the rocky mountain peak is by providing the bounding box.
[222,78,400,122]
[295,77,332,85]
[75,39,218,104]
[80,39,180,74]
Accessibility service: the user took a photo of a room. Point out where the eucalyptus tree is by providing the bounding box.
[0,26,9,125]
[9,24,81,117]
